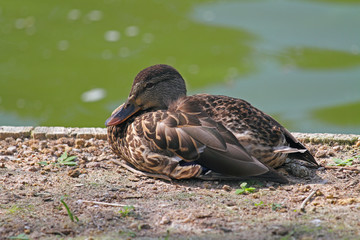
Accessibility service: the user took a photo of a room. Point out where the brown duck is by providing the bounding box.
[106,64,318,183]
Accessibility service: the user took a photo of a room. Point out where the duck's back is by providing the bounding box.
[188,94,314,168]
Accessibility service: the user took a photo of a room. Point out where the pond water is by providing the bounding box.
[0,0,359,134]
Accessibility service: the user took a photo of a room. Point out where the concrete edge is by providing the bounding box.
[0,126,107,140]
[0,126,359,145]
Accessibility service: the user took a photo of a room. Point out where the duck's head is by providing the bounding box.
[105,64,187,126]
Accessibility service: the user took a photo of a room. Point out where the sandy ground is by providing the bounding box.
[0,136,360,240]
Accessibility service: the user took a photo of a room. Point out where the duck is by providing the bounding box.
[106,64,318,183]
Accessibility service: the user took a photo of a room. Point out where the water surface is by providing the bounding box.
[0,0,359,133]
[192,0,360,134]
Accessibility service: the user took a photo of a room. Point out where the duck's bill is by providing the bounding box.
[105,101,141,126]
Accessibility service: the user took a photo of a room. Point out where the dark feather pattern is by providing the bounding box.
[106,64,318,182]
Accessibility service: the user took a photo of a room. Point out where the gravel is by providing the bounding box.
[0,131,359,239]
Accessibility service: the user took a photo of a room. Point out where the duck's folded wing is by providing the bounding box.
[144,108,270,178]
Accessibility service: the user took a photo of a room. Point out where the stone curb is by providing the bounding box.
[292,132,360,145]
[0,126,107,140]
[0,126,359,145]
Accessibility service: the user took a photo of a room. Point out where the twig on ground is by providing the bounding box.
[78,200,139,208]
[300,189,317,212]
[324,165,360,172]
[111,159,172,181]
[44,229,73,236]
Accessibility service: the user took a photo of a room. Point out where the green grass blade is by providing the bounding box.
[8,233,30,240]
[60,197,78,222]
[58,152,68,162]
[64,156,77,162]
[62,162,78,166]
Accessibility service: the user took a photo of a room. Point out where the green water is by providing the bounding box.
[0,0,359,134]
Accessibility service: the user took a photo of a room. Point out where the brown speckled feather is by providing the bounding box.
[106,64,317,183]
[185,94,317,168]
[108,97,273,179]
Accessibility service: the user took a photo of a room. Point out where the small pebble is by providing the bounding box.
[270,225,289,236]
[310,219,322,226]
[68,169,81,178]
[43,164,54,172]
[315,150,327,158]
[86,162,101,168]
[75,139,85,148]
[128,176,140,182]
[202,182,212,189]
[27,166,39,172]
[225,201,236,207]
[6,146,17,154]
[138,223,151,230]
[159,216,170,226]
[332,146,341,152]
[220,227,232,233]
[222,185,231,192]
[129,222,138,229]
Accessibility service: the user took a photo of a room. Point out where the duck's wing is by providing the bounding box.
[143,98,273,178]
[189,94,318,167]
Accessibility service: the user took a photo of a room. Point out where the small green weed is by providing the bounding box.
[8,205,21,214]
[271,203,283,211]
[57,152,77,166]
[331,157,353,166]
[119,205,135,217]
[280,230,295,240]
[119,230,136,238]
[38,151,77,166]
[7,204,34,215]
[332,155,359,166]
[37,161,48,166]
[254,201,264,207]
[60,196,79,222]
[8,233,30,240]
[245,180,264,188]
[235,182,256,195]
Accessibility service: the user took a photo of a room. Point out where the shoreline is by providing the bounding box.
[1,126,359,145]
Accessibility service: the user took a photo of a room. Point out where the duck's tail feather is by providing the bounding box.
[281,129,319,166]
[288,150,319,167]
[273,146,307,154]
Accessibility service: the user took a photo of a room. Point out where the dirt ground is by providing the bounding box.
[0,136,359,240]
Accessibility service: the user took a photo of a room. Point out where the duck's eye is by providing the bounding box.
[145,82,155,89]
